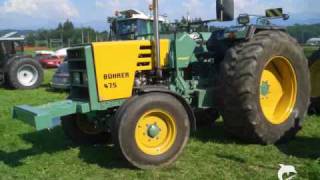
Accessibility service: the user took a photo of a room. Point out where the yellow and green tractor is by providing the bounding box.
[12,0,310,169]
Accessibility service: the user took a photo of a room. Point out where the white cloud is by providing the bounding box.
[182,0,208,18]
[0,0,79,20]
[0,0,319,30]
[234,0,319,16]
[94,0,320,23]
[96,0,148,11]
[95,0,169,16]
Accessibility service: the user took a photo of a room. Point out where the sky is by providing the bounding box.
[0,0,319,31]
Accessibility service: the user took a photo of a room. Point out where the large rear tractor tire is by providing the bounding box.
[220,31,310,144]
[308,49,320,114]
[112,93,190,169]
[8,58,44,89]
[61,114,110,145]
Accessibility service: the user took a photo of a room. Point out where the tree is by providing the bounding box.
[25,19,108,47]
[287,23,320,43]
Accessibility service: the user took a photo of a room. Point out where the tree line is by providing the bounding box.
[25,20,108,47]
[287,23,320,43]
[24,19,320,47]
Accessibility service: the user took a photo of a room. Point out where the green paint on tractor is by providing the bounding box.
[260,81,270,97]
[148,124,161,138]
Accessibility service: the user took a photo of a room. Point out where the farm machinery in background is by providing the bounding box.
[309,47,320,113]
[0,33,43,89]
[108,9,169,40]
[13,0,310,169]
[51,9,169,90]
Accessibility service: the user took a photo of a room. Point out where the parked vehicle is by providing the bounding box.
[35,50,55,57]
[306,38,320,46]
[50,61,70,89]
[55,48,68,58]
[38,55,62,68]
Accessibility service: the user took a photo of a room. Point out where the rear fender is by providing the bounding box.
[246,25,287,40]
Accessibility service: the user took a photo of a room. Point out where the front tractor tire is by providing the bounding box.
[8,58,44,89]
[112,93,190,169]
[61,114,110,145]
[220,31,310,144]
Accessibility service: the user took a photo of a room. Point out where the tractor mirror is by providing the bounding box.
[266,8,283,18]
[266,8,290,20]
[216,0,234,21]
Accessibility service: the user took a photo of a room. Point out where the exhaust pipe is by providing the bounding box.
[152,0,162,78]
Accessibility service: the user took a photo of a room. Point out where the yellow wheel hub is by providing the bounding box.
[260,56,297,125]
[310,60,320,97]
[135,110,177,156]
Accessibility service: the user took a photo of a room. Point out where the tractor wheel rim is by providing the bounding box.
[135,110,177,156]
[310,60,320,98]
[260,56,297,125]
[17,64,39,87]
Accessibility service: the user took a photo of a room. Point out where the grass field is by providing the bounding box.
[0,70,319,179]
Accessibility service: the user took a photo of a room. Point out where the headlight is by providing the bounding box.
[73,72,81,84]
[237,14,250,25]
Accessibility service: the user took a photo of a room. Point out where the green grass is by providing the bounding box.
[0,70,320,179]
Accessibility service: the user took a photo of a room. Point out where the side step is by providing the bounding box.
[12,100,90,131]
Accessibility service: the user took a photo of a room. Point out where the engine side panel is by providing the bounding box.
[92,40,170,101]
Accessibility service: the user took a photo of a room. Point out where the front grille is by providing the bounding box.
[67,48,89,100]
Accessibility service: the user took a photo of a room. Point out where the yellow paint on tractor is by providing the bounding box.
[92,40,170,101]
[260,56,297,125]
[266,8,283,17]
[310,60,320,97]
[134,110,177,156]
